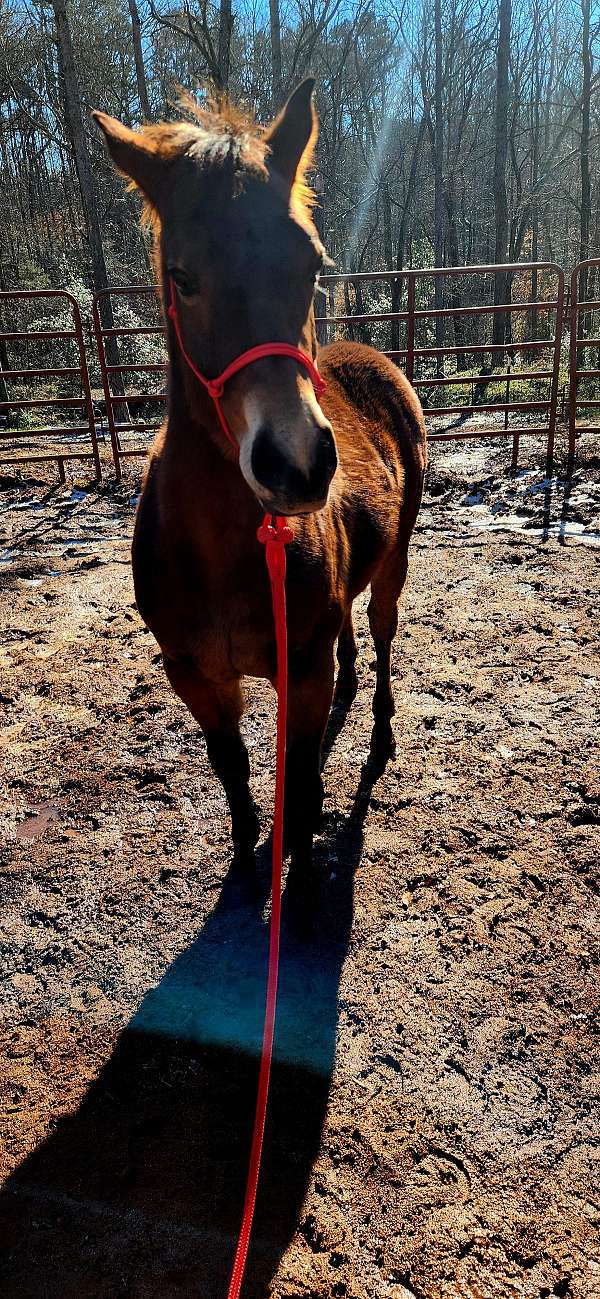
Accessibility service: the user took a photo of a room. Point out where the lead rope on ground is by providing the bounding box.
[226,512,293,1299]
[165,282,319,1295]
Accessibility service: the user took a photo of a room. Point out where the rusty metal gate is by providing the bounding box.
[0,261,589,482]
[92,286,167,481]
[569,257,600,460]
[318,261,565,473]
[0,289,100,481]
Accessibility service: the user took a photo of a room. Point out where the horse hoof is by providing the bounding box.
[284,869,319,938]
[286,895,316,940]
[223,855,258,906]
[334,668,358,705]
[369,722,396,770]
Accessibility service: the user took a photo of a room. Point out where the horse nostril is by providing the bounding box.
[324,427,338,475]
[310,427,338,493]
[250,426,289,496]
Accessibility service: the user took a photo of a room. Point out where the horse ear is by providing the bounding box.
[265,78,318,191]
[93,111,162,202]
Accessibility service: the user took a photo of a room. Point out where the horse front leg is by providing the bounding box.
[163,657,260,876]
[284,640,336,912]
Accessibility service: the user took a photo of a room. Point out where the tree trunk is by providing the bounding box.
[127,0,151,120]
[51,0,110,293]
[433,0,445,372]
[444,178,466,368]
[0,262,8,405]
[391,118,426,355]
[269,0,282,107]
[492,0,511,348]
[381,181,395,350]
[529,0,541,340]
[51,0,124,389]
[579,0,592,313]
[217,0,233,91]
[354,277,369,347]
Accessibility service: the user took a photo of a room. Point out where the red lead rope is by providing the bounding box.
[226,513,293,1299]
[166,280,326,1297]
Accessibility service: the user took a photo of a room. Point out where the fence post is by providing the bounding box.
[546,268,565,479]
[71,296,101,481]
[406,272,415,385]
[93,291,123,481]
[568,265,579,466]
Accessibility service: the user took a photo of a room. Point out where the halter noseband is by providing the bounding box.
[167,277,326,451]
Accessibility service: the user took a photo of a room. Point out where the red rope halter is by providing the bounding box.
[167,279,326,1299]
[167,278,326,453]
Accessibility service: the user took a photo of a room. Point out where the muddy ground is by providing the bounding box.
[0,433,599,1299]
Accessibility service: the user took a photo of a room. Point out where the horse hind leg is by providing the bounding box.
[367,550,409,760]
[163,657,260,877]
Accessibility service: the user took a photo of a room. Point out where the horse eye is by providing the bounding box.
[169,268,196,298]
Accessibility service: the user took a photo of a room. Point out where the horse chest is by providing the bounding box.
[164,571,276,681]
[195,610,275,681]
[134,491,333,683]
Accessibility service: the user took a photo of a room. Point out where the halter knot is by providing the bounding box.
[257,516,294,547]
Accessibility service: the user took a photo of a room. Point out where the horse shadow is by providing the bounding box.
[0,695,384,1299]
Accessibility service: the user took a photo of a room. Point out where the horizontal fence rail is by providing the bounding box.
[318,262,565,473]
[0,260,596,482]
[0,289,100,481]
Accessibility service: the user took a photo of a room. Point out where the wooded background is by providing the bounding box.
[0,0,598,303]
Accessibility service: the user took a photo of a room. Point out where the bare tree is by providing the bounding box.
[50,0,110,294]
[492,0,511,346]
[127,0,152,119]
[0,0,598,340]
[579,0,592,306]
[269,0,283,105]
[148,0,232,91]
[217,0,233,90]
[433,0,444,348]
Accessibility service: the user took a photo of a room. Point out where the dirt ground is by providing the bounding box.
[0,432,599,1299]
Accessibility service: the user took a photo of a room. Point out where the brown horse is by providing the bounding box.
[94,79,427,901]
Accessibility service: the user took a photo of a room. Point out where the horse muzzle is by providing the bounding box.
[246,422,338,516]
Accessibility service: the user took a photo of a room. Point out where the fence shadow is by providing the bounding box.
[0,733,384,1299]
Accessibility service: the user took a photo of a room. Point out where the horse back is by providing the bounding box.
[297,341,426,603]
[320,339,427,526]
